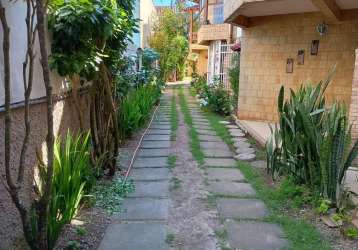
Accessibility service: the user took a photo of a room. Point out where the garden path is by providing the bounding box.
[98,85,288,250]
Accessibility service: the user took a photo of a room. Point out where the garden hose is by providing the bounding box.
[122,102,161,186]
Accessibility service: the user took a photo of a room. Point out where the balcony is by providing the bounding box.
[197,23,232,45]
[223,0,246,24]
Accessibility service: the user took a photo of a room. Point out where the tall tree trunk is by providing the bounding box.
[69,74,84,130]
[19,0,36,183]
[0,0,16,193]
[35,1,54,248]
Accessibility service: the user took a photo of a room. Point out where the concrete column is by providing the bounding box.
[349,49,358,139]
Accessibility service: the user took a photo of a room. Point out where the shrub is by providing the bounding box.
[267,70,358,208]
[193,76,232,116]
[38,131,93,248]
[115,48,161,99]
[190,73,207,94]
[118,83,162,138]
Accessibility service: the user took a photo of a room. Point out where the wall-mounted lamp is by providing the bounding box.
[316,22,328,36]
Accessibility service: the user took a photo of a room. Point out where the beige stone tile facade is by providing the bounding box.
[238,12,358,124]
[197,23,232,45]
[349,49,358,139]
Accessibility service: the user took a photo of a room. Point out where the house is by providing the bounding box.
[127,0,157,55]
[195,0,240,88]
[186,4,209,78]
[224,0,358,141]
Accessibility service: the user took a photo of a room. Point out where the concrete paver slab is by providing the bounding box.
[217,198,268,219]
[141,141,171,149]
[137,148,170,157]
[133,157,168,168]
[207,168,244,181]
[225,221,288,250]
[119,198,169,221]
[130,168,170,181]
[208,181,256,196]
[204,158,237,167]
[128,181,169,198]
[98,223,167,250]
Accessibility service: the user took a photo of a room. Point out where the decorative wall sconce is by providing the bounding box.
[316,22,328,36]
[297,50,305,65]
[286,58,294,73]
[311,40,319,55]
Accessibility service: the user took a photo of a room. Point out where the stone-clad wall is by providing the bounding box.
[238,12,358,123]
[198,23,232,45]
[349,49,358,139]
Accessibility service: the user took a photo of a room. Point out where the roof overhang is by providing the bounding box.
[224,0,358,27]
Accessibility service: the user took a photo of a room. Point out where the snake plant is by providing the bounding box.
[267,69,358,208]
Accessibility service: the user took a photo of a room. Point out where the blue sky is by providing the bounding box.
[153,0,197,7]
[153,0,172,6]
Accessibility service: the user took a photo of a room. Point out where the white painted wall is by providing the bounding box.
[0,1,67,107]
[126,0,157,55]
[140,0,157,48]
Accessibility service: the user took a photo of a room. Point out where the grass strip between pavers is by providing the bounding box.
[170,91,178,141]
[167,154,177,170]
[178,87,204,166]
[204,108,332,250]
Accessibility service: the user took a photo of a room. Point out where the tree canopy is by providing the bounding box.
[150,7,189,81]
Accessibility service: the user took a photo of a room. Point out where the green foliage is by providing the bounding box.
[170,177,182,190]
[115,49,161,99]
[344,227,358,239]
[170,94,178,141]
[165,233,175,245]
[178,87,204,166]
[66,240,80,250]
[142,48,160,70]
[200,107,330,249]
[229,53,240,111]
[118,83,162,138]
[38,131,93,248]
[316,199,331,214]
[271,178,313,208]
[204,112,233,147]
[49,0,138,78]
[150,7,189,80]
[193,77,232,116]
[75,226,87,236]
[167,155,177,170]
[267,70,358,208]
[191,74,207,94]
[91,177,134,214]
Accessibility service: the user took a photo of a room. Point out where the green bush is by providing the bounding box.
[190,74,207,94]
[115,48,161,99]
[267,70,358,208]
[193,77,232,116]
[38,131,93,248]
[118,83,162,138]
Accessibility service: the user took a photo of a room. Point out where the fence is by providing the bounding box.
[208,41,235,90]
